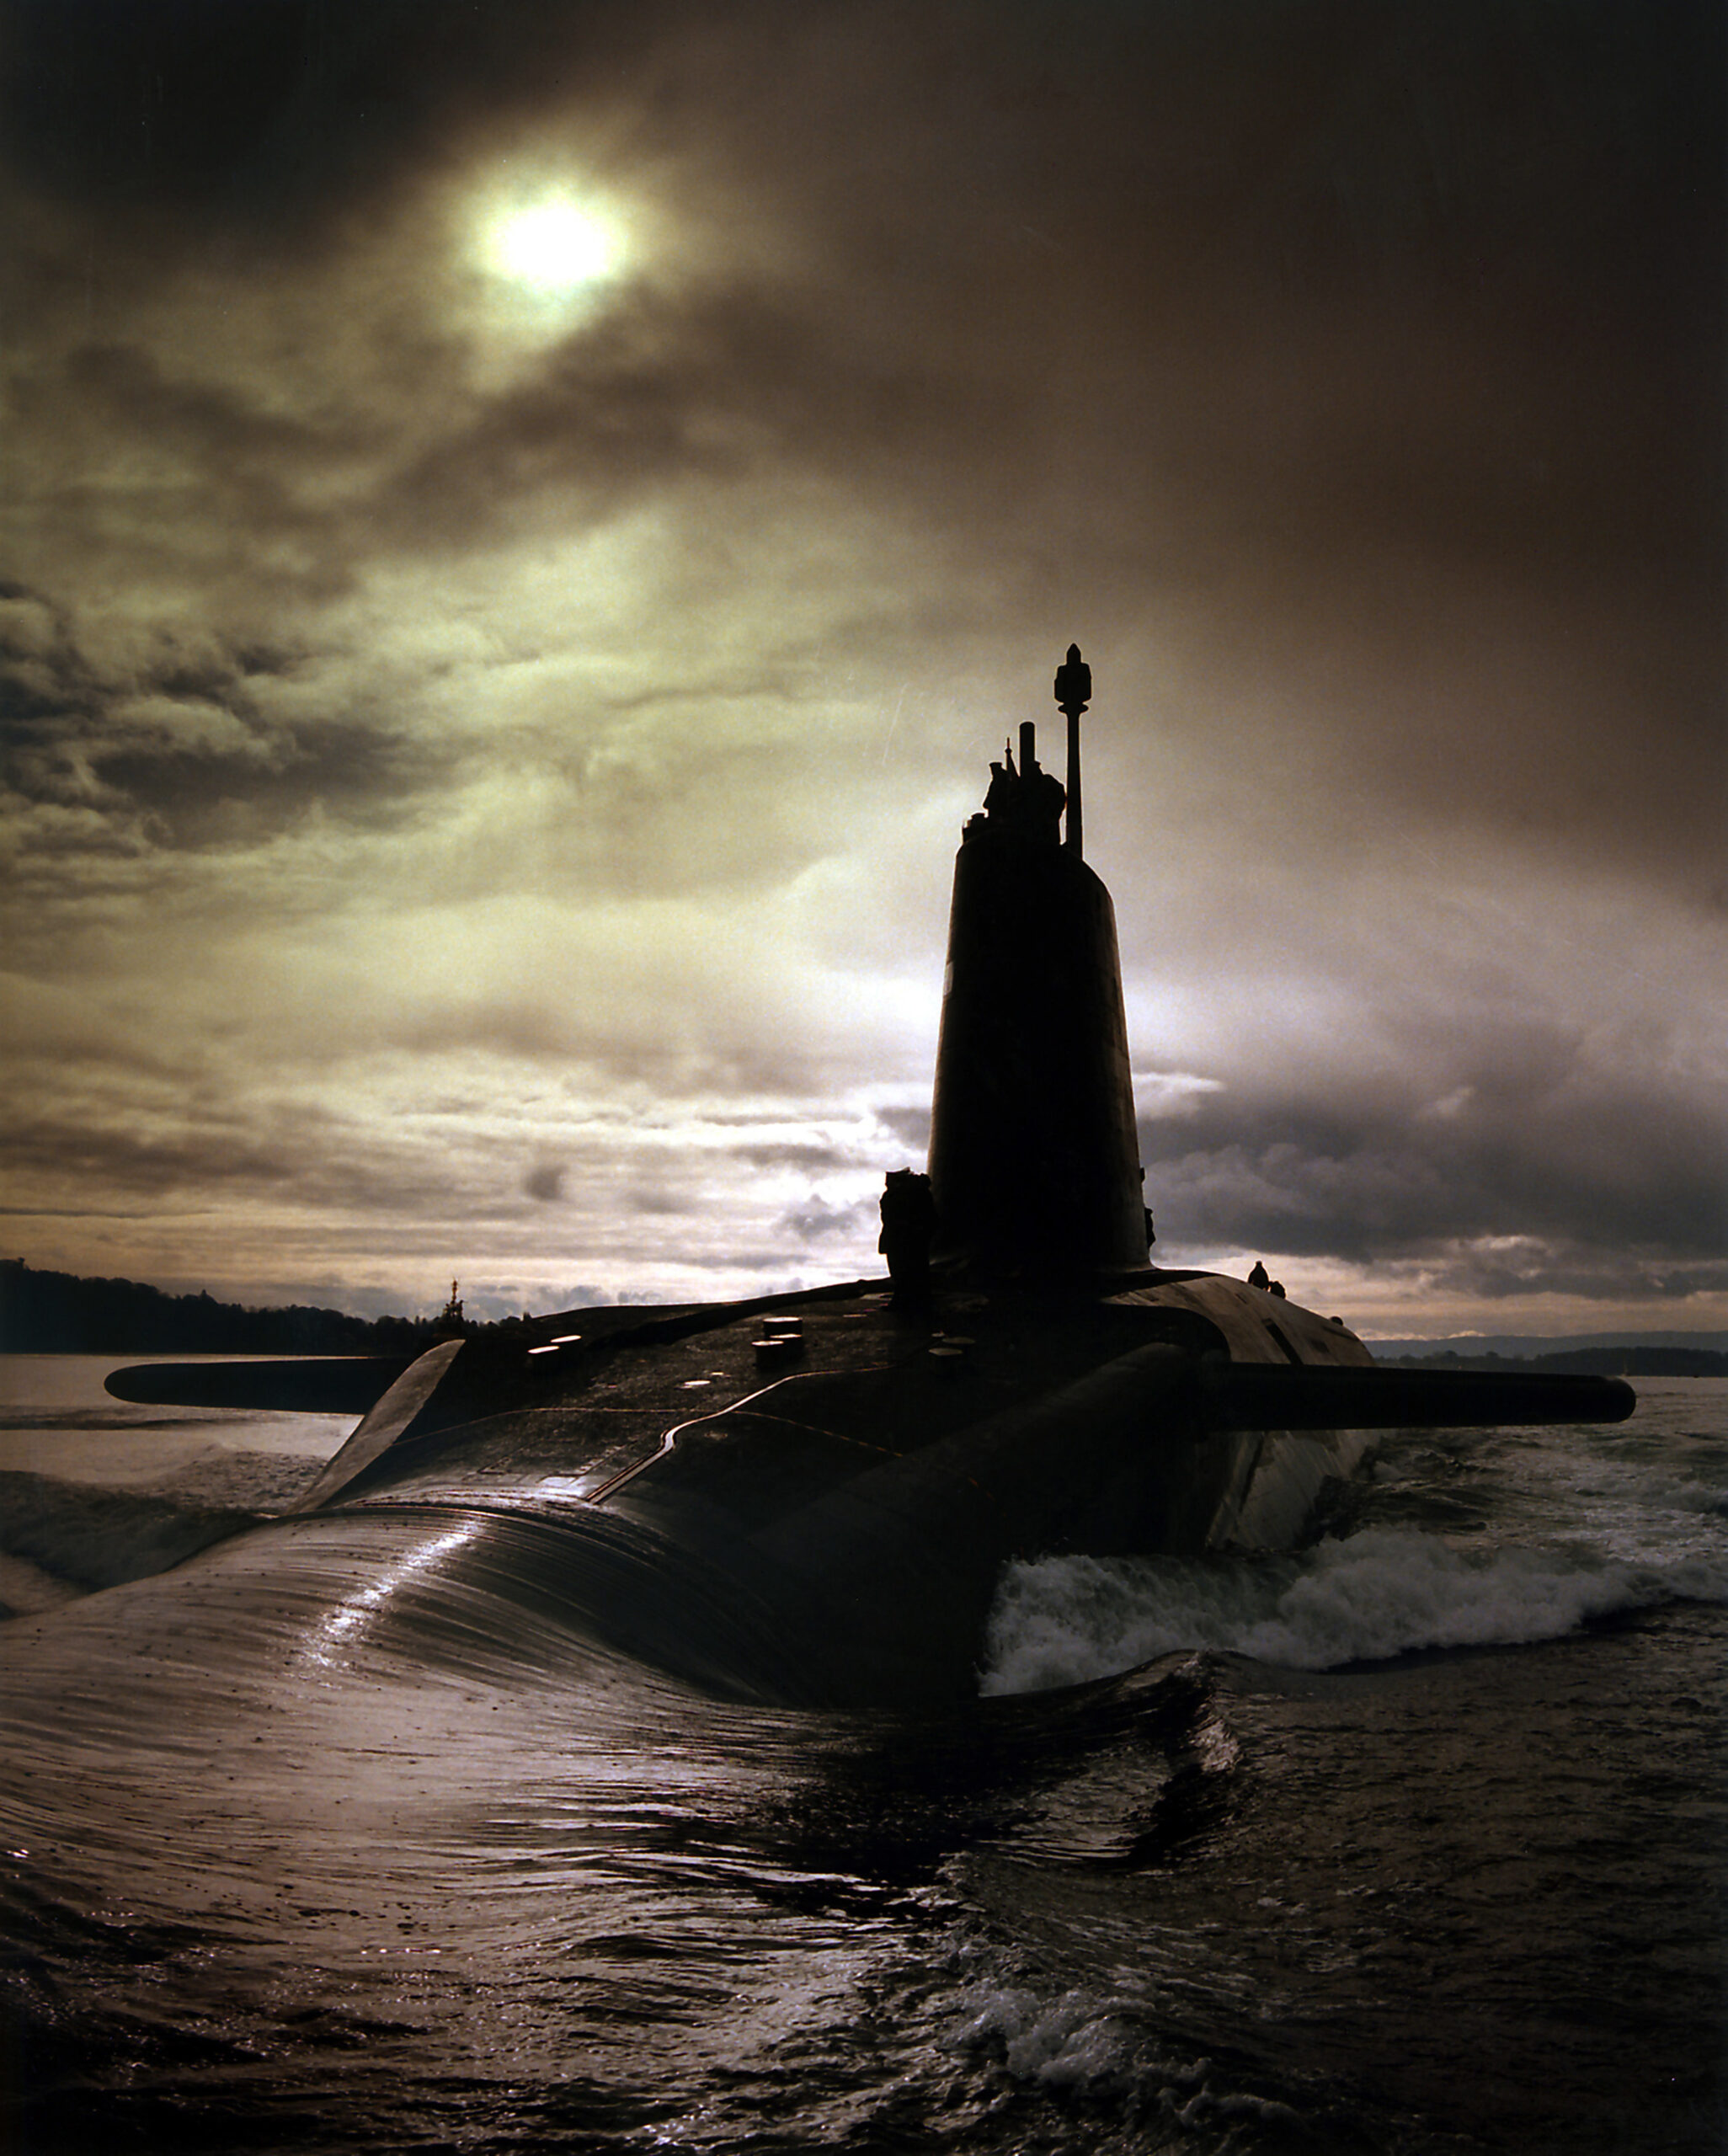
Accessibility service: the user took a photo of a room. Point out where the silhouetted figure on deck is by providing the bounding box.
[1248,1261,1270,1290]
[977,734,1064,848]
[1017,751,1066,846]
[879,1169,936,1305]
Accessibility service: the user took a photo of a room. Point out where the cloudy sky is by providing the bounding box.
[1,0,1721,1337]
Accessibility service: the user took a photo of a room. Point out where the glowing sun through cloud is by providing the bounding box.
[487,196,622,293]
[0,4,1720,1342]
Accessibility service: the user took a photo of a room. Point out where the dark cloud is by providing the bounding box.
[61,340,374,475]
[2,1054,509,1225]
[0,0,638,230]
[873,1108,932,1156]
[7,344,385,613]
[0,0,1719,1324]
[627,1187,685,1216]
[780,1194,869,1241]
[1146,1036,1725,1289]
[94,720,426,849]
[7,5,1716,864]
[557,1282,616,1308]
[0,600,430,859]
[0,1108,302,1202]
[367,286,1026,560]
[1406,1244,1727,1309]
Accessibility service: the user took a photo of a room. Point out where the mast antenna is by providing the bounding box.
[1053,643,1091,857]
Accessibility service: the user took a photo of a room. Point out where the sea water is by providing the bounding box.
[0,1358,1723,2153]
[0,1355,356,1617]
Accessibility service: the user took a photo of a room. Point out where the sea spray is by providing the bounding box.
[981,1526,1728,1692]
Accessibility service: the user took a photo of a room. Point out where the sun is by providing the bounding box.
[486,198,622,295]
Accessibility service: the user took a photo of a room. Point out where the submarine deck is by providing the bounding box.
[314,1271,1366,1523]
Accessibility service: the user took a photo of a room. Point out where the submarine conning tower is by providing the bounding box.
[926,646,1149,1278]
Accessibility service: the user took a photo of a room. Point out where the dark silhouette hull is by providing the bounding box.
[104,1272,1630,1707]
[92,649,1635,1704]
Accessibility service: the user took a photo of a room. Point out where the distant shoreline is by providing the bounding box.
[0,1258,433,1358]
[3,1257,1723,1377]
[1384,1346,1727,1380]
[6,1350,1722,1380]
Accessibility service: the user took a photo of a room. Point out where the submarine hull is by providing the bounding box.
[101,1273,1629,1707]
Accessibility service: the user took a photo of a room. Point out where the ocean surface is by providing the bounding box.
[0,1355,1723,2154]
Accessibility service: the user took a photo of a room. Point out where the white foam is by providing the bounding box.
[947,1982,1302,2133]
[981,1528,1728,1693]
[948,1983,1143,2086]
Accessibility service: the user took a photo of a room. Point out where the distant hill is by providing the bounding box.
[1384,1344,1727,1379]
[1369,1330,1728,1359]
[8,1260,1726,1376]
[0,1259,435,1356]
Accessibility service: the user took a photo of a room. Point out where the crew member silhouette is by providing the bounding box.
[879,1170,936,1305]
[979,741,1064,846]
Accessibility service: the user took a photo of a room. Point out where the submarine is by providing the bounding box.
[104,648,1634,1709]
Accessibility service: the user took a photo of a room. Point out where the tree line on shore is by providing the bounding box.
[3,1258,1722,1376]
[0,1259,440,1356]
[1387,1345,1726,1379]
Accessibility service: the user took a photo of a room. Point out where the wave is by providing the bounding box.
[980,1526,1728,1693]
[949,1981,1152,2089]
[0,1469,262,1614]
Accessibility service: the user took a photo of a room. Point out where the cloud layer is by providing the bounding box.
[1,1,1721,1333]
